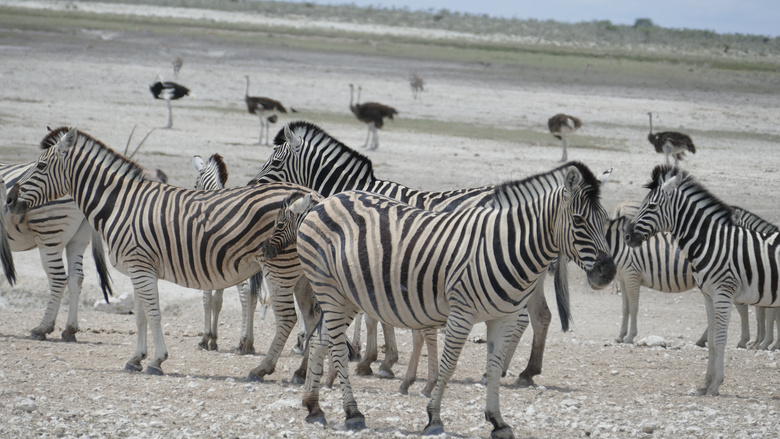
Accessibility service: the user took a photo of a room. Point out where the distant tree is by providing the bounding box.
[634,18,654,28]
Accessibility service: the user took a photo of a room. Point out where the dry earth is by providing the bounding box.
[1,2,780,439]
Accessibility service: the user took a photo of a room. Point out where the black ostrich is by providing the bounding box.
[349,84,398,150]
[547,113,582,162]
[245,76,288,145]
[149,74,190,129]
[647,112,696,165]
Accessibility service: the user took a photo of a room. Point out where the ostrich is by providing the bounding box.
[647,112,696,165]
[245,75,288,146]
[149,74,190,129]
[349,84,398,150]
[410,73,425,99]
[172,56,183,79]
[547,113,582,162]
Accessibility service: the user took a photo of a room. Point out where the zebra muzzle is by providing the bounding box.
[6,184,30,215]
[624,223,646,248]
[586,250,616,290]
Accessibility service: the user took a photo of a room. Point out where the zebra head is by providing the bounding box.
[625,165,682,247]
[248,124,302,185]
[555,164,616,290]
[262,191,321,260]
[8,127,77,211]
[193,154,228,190]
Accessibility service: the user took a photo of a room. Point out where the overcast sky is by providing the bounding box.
[285,0,778,37]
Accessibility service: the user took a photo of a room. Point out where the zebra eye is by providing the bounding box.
[573,215,586,226]
[36,162,46,170]
[647,202,658,210]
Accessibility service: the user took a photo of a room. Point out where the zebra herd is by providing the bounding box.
[2,121,779,437]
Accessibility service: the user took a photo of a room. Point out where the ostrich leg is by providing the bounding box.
[165,101,173,129]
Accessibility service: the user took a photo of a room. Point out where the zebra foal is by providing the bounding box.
[8,127,312,375]
[626,165,780,396]
[285,163,615,437]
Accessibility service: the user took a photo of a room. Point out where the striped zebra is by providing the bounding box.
[626,165,780,396]
[285,163,616,436]
[250,121,570,390]
[1,129,123,342]
[0,174,17,286]
[8,127,312,375]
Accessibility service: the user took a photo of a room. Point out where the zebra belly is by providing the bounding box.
[4,202,84,252]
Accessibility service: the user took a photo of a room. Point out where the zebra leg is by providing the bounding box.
[247,279,297,382]
[236,281,257,355]
[771,309,780,351]
[399,329,425,395]
[759,306,775,350]
[516,285,551,386]
[500,308,528,379]
[734,303,749,349]
[421,328,438,397]
[350,311,363,361]
[377,323,398,378]
[61,227,90,342]
[424,309,475,436]
[700,291,733,396]
[200,290,214,350]
[30,248,68,341]
[292,276,321,384]
[125,290,148,373]
[623,277,641,344]
[133,274,168,375]
[303,320,328,426]
[484,316,518,439]
[617,278,630,343]
[328,309,365,430]
[356,314,379,375]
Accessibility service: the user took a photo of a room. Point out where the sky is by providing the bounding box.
[285,0,779,37]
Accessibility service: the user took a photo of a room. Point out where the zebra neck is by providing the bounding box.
[670,194,732,271]
[67,139,147,233]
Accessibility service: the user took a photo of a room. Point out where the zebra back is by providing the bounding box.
[732,206,779,235]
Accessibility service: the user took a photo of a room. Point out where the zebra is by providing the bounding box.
[250,121,571,389]
[0,174,17,286]
[279,163,616,436]
[8,126,313,375]
[1,130,126,342]
[606,201,752,346]
[626,165,780,396]
[752,307,780,350]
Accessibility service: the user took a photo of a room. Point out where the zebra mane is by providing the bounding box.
[41,126,148,182]
[209,153,229,187]
[645,165,735,224]
[492,161,601,207]
[274,120,375,179]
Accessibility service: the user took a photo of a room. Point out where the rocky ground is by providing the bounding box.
[1,2,779,438]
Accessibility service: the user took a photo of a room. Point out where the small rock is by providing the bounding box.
[636,335,667,348]
[13,397,37,413]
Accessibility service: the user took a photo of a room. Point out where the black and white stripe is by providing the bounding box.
[9,127,311,375]
[0,174,16,286]
[252,121,568,389]
[2,130,119,342]
[626,165,780,396]
[289,163,615,436]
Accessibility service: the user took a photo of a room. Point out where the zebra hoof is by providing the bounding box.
[305,411,327,426]
[145,366,164,376]
[490,425,515,439]
[376,369,394,379]
[61,328,77,343]
[246,372,264,383]
[345,413,366,431]
[30,331,47,341]
[209,341,218,351]
[422,422,444,436]
[397,383,410,395]
[290,373,305,385]
[124,362,142,373]
[197,339,209,350]
[355,363,373,376]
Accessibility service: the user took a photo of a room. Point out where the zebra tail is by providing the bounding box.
[248,271,264,297]
[0,180,17,286]
[303,306,325,360]
[91,229,113,303]
[553,254,572,332]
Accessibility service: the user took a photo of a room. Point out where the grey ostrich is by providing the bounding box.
[647,112,696,165]
[547,113,582,162]
[245,75,287,145]
[349,84,398,150]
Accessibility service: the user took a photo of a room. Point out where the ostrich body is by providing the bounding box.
[349,84,398,150]
[647,112,696,165]
[410,73,425,99]
[149,75,190,129]
[548,113,582,162]
[245,76,287,145]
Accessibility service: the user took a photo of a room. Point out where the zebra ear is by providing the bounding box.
[661,175,680,194]
[192,155,205,172]
[284,125,303,152]
[289,193,316,215]
[563,166,583,197]
[57,127,79,160]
